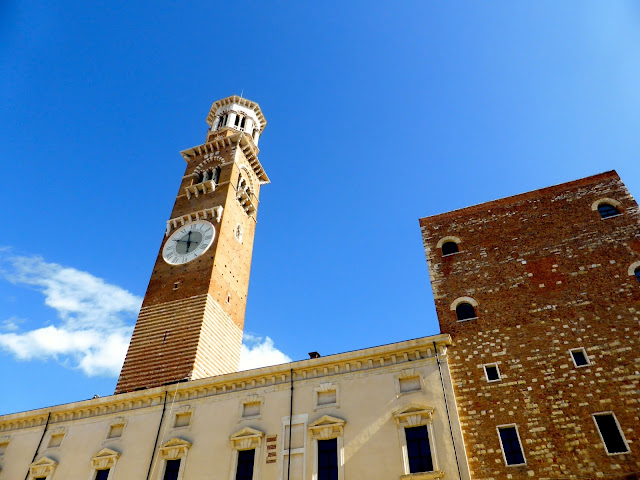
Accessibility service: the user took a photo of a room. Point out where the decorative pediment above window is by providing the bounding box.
[29,456,58,478]
[230,427,264,450]
[91,448,120,470]
[308,415,346,440]
[393,403,434,428]
[158,438,191,460]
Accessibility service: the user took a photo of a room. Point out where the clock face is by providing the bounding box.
[162,220,215,265]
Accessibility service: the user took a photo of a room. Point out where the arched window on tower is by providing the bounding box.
[240,116,246,129]
[635,267,640,284]
[456,303,477,321]
[597,203,620,219]
[234,115,241,127]
[441,241,459,256]
[211,166,221,185]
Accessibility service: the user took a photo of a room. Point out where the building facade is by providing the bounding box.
[0,97,638,480]
[420,171,640,479]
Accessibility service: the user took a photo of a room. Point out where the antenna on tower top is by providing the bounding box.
[239,89,244,99]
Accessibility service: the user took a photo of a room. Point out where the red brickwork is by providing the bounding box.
[420,171,640,479]
[116,128,264,394]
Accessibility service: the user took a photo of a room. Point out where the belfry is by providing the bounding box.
[115,96,269,393]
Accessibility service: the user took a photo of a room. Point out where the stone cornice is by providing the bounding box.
[180,131,269,184]
[0,334,451,434]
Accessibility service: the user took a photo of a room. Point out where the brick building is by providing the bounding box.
[420,171,640,479]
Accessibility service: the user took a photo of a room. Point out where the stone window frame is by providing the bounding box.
[591,197,622,219]
[482,363,502,382]
[88,448,120,480]
[436,236,461,257]
[156,437,191,480]
[280,413,308,480]
[308,415,346,480]
[450,297,478,322]
[239,394,264,421]
[172,405,193,430]
[313,382,340,410]
[627,261,640,281]
[46,426,67,449]
[496,424,527,467]
[393,403,443,480]
[0,435,9,456]
[105,417,127,441]
[229,427,265,480]
[27,456,58,480]
[394,368,425,396]
[592,411,630,455]
[569,347,590,368]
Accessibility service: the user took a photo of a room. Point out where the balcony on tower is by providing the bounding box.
[206,95,267,146]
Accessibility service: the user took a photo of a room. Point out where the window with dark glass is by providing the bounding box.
[570,349,589,367]
[634,267,640,284]
[441,241,459,256]
[594,414,628,454]
[95,469,110,480]
[456,303,476,321]
[498,426,525,465]
[598,203,620,219]
[484,364,500,381]
[405,426,433,473]
[235,115,241,127]
[317,438,338,480]
[163,459,181,480]
[240,116,246,129]
[235,449,255,480]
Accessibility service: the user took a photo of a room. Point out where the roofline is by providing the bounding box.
[206,95,267,131]
[419,170,620,226]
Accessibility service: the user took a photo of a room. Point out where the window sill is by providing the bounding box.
[442,252,460,257]
[600,213,622,220]
[456,317,477,323]
[400,471,445,480]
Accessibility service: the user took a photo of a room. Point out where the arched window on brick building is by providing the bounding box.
[456,303,477,321]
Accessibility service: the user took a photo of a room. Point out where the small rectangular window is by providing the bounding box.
[95,469,110,480]
[174,412,191,428]
[399,376,422,393]
[593,413,629,454]
[163,459,181,480]
[317,390,337,405]
[318,438,338,480]
[570,348,589,367]
[48,433,64,448]
[107,424,124,439]
[405,426,433,473]
[484,364,501,382]
[235,449,255,480]
[242,402,261,417]
[498,425,526,466]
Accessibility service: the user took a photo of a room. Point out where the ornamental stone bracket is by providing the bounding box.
[29,456,57,478]
[230,427,264,450]
[91,448,120,470]
[399,471,445,480]
[308,415,346,440]
[158,438,191,460]
[185,180,215,200]
[393,403,434,428]
[165,207,223,236]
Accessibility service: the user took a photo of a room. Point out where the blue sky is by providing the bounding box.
[1,1,640,415]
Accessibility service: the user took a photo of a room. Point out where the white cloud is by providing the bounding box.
[239,333,292,371]
[0,255,141,377]
[0,253,291,378]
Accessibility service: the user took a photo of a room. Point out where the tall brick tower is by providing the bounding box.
[420,171,640,479]
[115,96,269,394]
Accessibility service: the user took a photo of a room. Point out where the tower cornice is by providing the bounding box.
[180,131,270,184]
[206,95,267,131]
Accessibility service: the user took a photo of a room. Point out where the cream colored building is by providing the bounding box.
[0,335,470,480]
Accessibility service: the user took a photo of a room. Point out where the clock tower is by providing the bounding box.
[115,96,269,394]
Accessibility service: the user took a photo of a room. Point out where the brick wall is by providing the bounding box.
[420,171,640,479]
